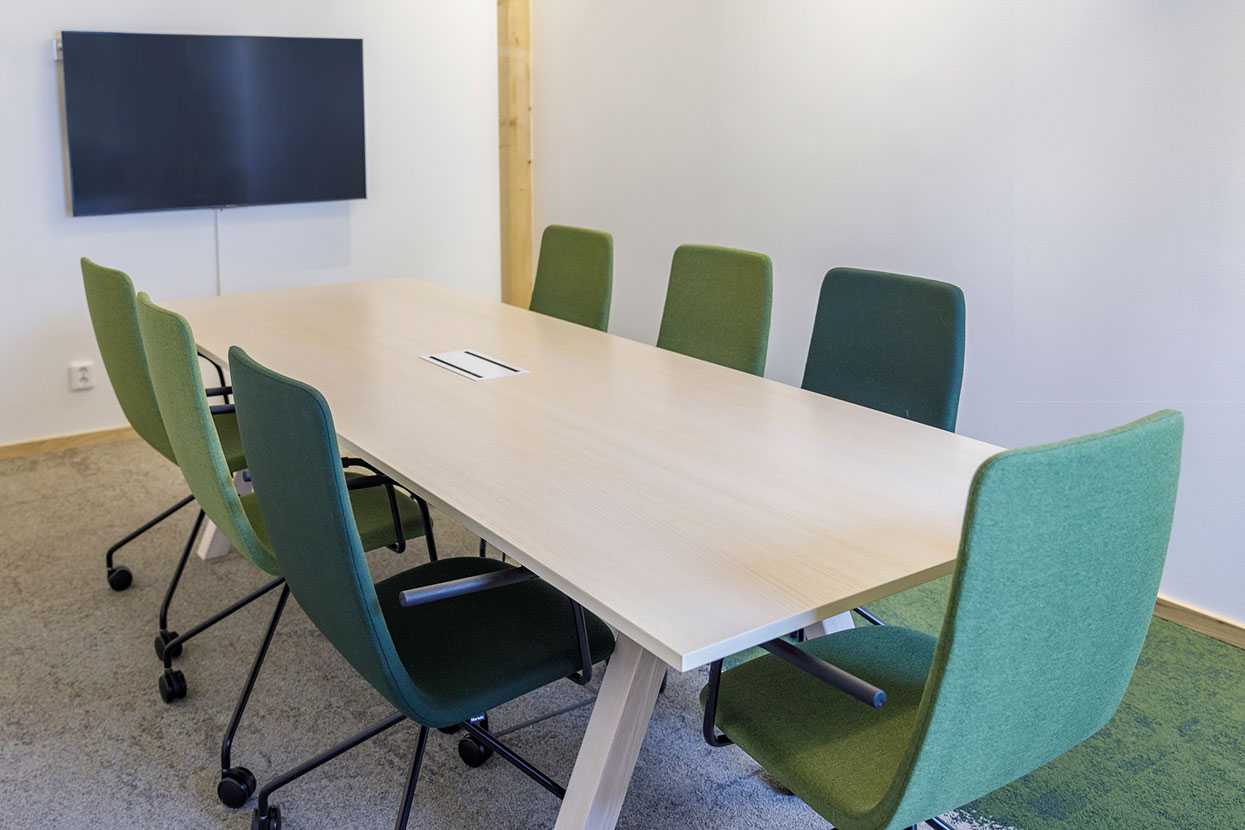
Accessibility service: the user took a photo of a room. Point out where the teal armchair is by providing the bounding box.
[702,411,1183,829]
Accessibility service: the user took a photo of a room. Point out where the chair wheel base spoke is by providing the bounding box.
[154,630,183,660]
[251,805,281,830]
[158,669,187,704]
[106,566,133,592]
[218,766,257,808]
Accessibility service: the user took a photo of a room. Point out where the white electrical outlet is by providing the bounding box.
[69,360,94,391]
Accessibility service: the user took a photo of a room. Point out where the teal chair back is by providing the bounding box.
[656,244,772,375]
[882,411,1184,827]
[136,296,277,575]
[802,268,965,431]
[528,225,613,331]
[229,347,443,722]
[80,259,175,463]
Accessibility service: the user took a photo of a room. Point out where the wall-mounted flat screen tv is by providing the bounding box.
[61,32,366,217]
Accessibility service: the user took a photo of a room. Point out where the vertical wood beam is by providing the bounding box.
[498,0,534,307]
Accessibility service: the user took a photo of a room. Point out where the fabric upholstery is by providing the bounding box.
[708,410,1184,830]
[528,225,614,331]
[656,244,772,376]
[81,259,176,463]
[802,268,965,431]
[229,346,616,728]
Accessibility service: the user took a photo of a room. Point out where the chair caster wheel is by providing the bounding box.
[158,669,187,704]
[154,630,183,660]
[218,766,257,808]
[106,566,133,591]
[251,805,281,830]
[458,735,494,767]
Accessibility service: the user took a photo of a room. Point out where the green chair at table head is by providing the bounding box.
[137,294,433,808]
[529,225,613,331]
[803,267,965,431]
[657,244,773,376]
[702,410,1183,830]
[229,345,615,830]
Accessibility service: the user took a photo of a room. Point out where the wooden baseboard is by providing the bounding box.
[0,425,135,461]
[1155,595,1245,650]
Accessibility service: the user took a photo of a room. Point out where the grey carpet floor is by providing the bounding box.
[0,434,1002,829]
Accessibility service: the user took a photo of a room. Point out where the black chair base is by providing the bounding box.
[104,493,195,591]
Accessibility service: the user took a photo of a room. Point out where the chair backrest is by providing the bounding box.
[135,295,277,575]
[80,258,176,463]
[229,346,444,722]
[528,225,614,331]
[802,268,965,431]
[656,244,772,376]
[879,410,1184,828]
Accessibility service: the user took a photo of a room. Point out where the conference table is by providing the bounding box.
[169,277,1001,829]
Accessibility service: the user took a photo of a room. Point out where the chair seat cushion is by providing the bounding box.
[376,557,616,727]
[704,625,935,827]
[241,476,427,573]
[210,410,248,473]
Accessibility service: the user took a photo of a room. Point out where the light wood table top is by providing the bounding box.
[169,278,1001,672]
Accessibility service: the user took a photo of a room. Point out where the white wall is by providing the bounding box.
[1,1,499,444]
[532,1,1245,624]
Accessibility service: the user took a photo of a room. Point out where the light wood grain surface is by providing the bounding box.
[167,278,1001,672]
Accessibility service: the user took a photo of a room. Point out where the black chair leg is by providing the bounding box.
[394,726,430,830]
[105,493,195,591]
[462,719,566,799]
[217,584,290,808]
[478,538,487,557]
[156,577,285,704]
[153,508,206,660]
[854,606,886,626]
[926,816,955,830]
[252,712,407,830]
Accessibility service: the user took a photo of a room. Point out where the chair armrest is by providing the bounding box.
[199,352,231,404]
[759,637,886,709]
[210,404,236,416]
[345,474,407,553]
[399,566,538,607]
[204,385,233,399]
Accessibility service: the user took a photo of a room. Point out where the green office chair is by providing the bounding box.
[478,224,612,561]
[803,267,965,431]
[529,224,614,331]
[701,410,1183,830]
[137,295,435,809]
[82,258,245,657]
[803,267,966,630]
[656,244,773,376]
[229,346,616,830]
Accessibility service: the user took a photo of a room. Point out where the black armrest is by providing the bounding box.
[204,385,233,398]
[345,474,406,553]
[399,566,537,607]
[210,404,236,416]
[759,638,886,709]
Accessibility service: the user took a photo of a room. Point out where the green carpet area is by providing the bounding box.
[865,578,1245,828]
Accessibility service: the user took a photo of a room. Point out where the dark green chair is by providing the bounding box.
[656,244,772,376]
[229,346,616,830]
[701,411,1183,830]
[803,268,965,431]
[529,224,613,331]
[81,258,245,651]
[137,295,434,809]
[802,267,965,630]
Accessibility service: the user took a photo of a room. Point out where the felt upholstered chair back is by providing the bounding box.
[656,244,773,376]
[229,346,444,722]
[878,410,1184,829]
[136,295,277,575]
[80,258,176,463]
[528,225,614,331]
[802,267,965,431]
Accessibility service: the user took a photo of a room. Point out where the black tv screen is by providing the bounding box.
[61,32,366,216]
